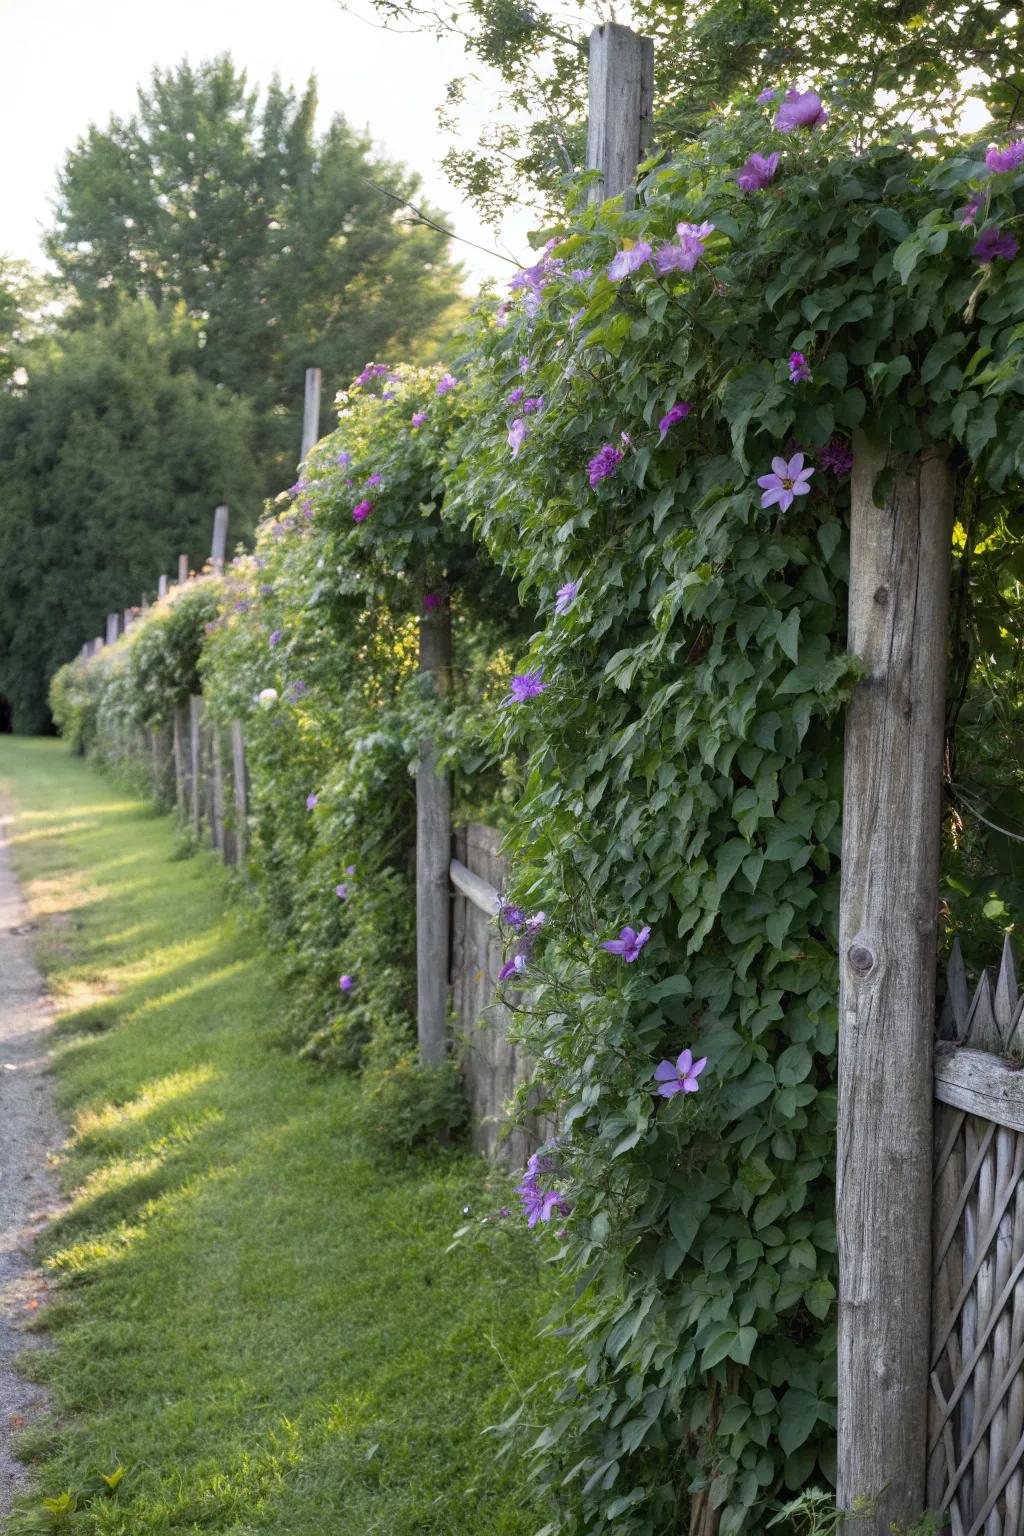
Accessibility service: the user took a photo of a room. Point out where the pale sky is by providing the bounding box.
[0,0,547,290]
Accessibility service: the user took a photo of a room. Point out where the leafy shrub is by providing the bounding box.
[353,1052,470,1154]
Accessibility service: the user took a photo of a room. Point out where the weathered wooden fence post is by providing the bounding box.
[105,612,119,646]
[177,554,189,585]
[300,367,322,464]
[585,22,654,206]
[837,438,955,1530]
[158,574,168,598]
[189,695,204,840]
[230,720,248,866]
[211,505,229,573]
[416,592,452,1067]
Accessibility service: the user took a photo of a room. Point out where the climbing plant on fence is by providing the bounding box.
[446,97,1024,1532]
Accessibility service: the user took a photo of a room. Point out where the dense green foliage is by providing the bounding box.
[47,57,466,500]
[0,737,557,1536]
[0,301,256,733]
[0,257,43,384]
[47,82,1024,1533]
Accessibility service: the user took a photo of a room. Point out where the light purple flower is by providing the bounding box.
[436,373,458,395]
[587,444,623,487]
[757,452,815,511]
[366,473,382,487]
[973,226,1020,264]
[336,451,352,467]
[571,267,592,281]
[788,351,813,383]
[607,241,653,281]
[620,431,633,448]
[508,418,529,457]
[519,355,530,373]
[498,952,529,982]
[601,924,651,962]
[269,630,282,646]
[335,884,348,900]
[411,411,428,427]
[352,499,373,523]
[985,141,1024,174]
[655,221,714,274]
[507,670,547,703]
[516,1148,570,1227]
[757,87,777,103]
[306,793,318,810]
[555,580,578,615]
[736,151,780,191]
[653,1048,708,1097]
[819,436,854,476]
[774,89,827,132]
[346,865,356,875]
[958,195,983,229]
[499,902,525,930]
[658,401,692,440]
[508,386,525,405]
[523,396,544,414]
[355,362,389,387]
[339,974,354,991]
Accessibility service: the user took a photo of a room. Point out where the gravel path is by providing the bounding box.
[0,803,63,1524]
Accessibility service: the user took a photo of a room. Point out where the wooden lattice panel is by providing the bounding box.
[929,938,1024,1534]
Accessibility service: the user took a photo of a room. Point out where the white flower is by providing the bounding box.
[258,688,278,709]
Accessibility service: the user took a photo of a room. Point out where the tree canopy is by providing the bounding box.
[46,56,466,498]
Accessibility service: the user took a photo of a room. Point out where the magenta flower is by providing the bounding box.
[507,386,525,404]
[269,630,282,646]
[523,396,544,414]
[820,436,854,476]
[423,592,443,611]
[352,500,373,523]
[601,924,651,962]
[736,151,779,191]
[973,226,1020,264]
[587,444,623,487]
[306,793,318,810]
[335,884,348,900]
[653,1048,708,1097]
[757,452,815,511]
[607,241,653,281]
[774,89,827,132]
[985,141,1024,173]
[339,974,354,992]
[508,418,529,458]
[658,400,692,440]
[756,87,777,103]
[788,351,813,383]
[507,670,548,703]
[555,580,578,615]
[436,373,458,395]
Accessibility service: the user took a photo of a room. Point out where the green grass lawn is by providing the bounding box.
[0,738,556,1536]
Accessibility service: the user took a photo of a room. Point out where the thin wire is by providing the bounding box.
[361,178,523,266]
[951,783,1024,846]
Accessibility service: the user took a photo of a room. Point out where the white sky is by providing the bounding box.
[0,0,546,290]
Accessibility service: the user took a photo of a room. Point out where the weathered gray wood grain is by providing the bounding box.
[585,23,654,207]
[416,597,452,1068]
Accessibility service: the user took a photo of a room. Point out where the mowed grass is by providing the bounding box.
[0,738,556,1536]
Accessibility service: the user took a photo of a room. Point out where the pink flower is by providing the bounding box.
[653,1048,707,1097]
[985,141,1024,174]
[508,418,529,457]
[601,924,651,962]
[352,499,373,522]
[607,242,653,281]
[774,90,827,132]
[757,452,815,512]
[736,151,779,191]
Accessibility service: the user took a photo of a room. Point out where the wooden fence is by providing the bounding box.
[930,938,1024,1533]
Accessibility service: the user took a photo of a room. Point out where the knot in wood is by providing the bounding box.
[847,942,876,978]
[873,585,889,606]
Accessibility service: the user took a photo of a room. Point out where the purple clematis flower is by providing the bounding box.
[516,1147,570,1227]
[601,924,651,962]
[499,902,525,930]
[423,592,443,611]
[306,793,318,810]
[366,473,382,487]
[958,195,983,229]
[757,452,815,511]
[498,952,529,982]
[788,350,813,383]
[519,355,530,374]
[339,974,354,991]
[658,401,692,440]
[507,670,547,703]
[269,630,282,646]
[555,580,578,615]
[757,87,777,103]
[774,89,827,132]
[346,865,356,875]
[411,411,428,427]
[607,242,653,281]
[985,141,1024,174]
[736,151,779,191]
[587,444,623,487]
[336,451,352,467]
[653,1048,708,1097]
[335,884,347,900]
[655,220,714,273]
[819,436,854,476]
[436,373,458,395]
[352,499,373,523]
[973,226,1020,264]
[523,396,544,414]
[508,418,529,457]
[507,386,525,405]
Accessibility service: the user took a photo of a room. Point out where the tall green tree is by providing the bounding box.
[0,258,46,385]
[0,300,257,732]
[47,57,465,496]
